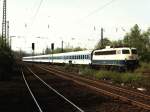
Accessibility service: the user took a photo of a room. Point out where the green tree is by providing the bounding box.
[123,24,143,53]
[95,38,111,49]
[0,36,14,80]
[123,24,150,62]
[111,40,124,47]
[73,47,86,51]
[44,46,86,54]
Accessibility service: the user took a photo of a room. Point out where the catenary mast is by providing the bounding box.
[2,0,7,46]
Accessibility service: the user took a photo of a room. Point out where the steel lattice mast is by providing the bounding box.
[2,0,7,46]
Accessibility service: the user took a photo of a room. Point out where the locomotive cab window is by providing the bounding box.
[131,49,137,54]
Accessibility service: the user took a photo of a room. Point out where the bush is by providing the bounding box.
[80,67,149,88]
[121,73,142,84]
[140,52,150,62]
[79,67,96,77]
[0,45,14,80]
[135,62,150,73]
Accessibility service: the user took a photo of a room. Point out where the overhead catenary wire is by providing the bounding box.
[86,0,117,18]
[31,0,44,26]
[22,0,44,52]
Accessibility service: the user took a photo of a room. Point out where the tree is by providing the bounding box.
[95,38,111,49]
[123,24,150,62]
[44,46,86,54]
[111,40,124,47]
[123,24,143,53]
[0,36,14,80]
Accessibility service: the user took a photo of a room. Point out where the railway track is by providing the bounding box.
[37,64,150,111]
[21,66,84,112]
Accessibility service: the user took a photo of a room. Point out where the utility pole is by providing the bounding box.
[61,40,63,53]
[101,28,104,48]
[2,0,7,47]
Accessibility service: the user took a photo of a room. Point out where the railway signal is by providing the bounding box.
[51,43,54,64]
[32,43,35,51]
[51,43,54,50]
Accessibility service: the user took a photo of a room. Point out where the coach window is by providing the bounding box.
[87,55,89,59]
[80,55,82,59]
[78,55,79,59]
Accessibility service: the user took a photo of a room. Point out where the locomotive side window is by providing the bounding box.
[122,50,130,54]
[131,49,137,54]
[94,50,116,55]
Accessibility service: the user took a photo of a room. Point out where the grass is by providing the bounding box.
[79,65,150,88]
[135,62,150,73]
[62,63,150,89]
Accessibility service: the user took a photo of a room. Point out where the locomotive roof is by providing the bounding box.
[94,47,136,52]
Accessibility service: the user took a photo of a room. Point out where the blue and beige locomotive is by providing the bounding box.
[23,46,139,70]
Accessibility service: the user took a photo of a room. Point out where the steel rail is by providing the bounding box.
[22,68,43,112]
[27,67,85,112]
[38,65,150,110]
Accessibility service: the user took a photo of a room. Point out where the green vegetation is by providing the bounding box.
[81,67,150,88]
[135,62,150,73]
[0,37,14,80]
[45,46,86,54]
[63,65,150,88]
[95,24,150,62]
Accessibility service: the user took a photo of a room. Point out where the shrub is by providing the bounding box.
[79,67,96,77]
[0,45,14,80]
[135,62,150,73]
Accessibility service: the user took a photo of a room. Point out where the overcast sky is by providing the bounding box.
[1,0,150,53]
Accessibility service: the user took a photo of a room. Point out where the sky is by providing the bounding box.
[1,0,150,53]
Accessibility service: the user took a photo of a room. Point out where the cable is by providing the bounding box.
[31,0,44,26]
[86,0,117,18]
